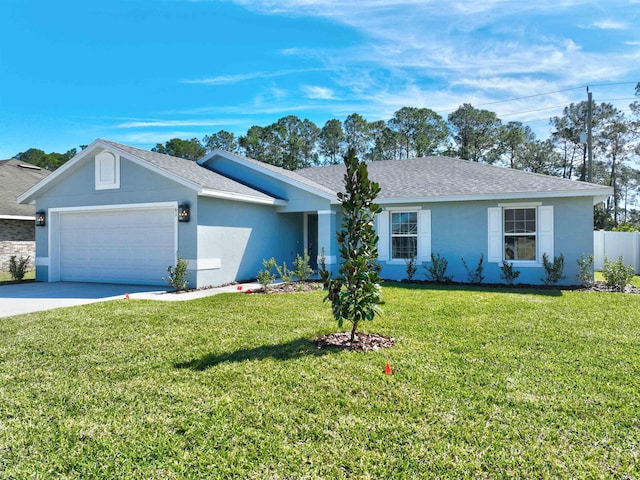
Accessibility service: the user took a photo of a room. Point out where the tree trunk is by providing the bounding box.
[350,321,359,343]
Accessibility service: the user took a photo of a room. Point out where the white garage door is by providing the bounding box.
[59,207,176,285]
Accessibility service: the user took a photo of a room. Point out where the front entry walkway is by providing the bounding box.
[0,281,262,318]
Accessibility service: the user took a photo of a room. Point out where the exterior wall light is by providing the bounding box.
[36,211,46,227]
[178,204,190,222]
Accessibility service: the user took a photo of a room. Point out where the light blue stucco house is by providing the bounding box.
[18,139,612,287]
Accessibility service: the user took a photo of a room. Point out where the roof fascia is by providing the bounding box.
[200,150,337,202]
[199,188,286,206]
[0,214,34,220]
[375,188,613,205]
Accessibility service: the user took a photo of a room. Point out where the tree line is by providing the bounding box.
[13,84,640,228]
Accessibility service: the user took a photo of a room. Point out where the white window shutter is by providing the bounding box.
[538,205,554,260]
[377,210,390,261]
[487,207,502,263]
[418,210,431,262]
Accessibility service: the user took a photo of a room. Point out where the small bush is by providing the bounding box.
[602,256,635,291]
[257,257,277,291]
[404,256,418,281]
[424,253,452,283]
[461,254,484,284]
[576,253,594,288]
[500,261,520,285]
[293,250,314,282]
[9,255,30,281]
[275,261,294,285]
[164,256,189,291]
[541,253,566,285]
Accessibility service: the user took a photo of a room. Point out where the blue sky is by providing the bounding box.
[1,0,639,158]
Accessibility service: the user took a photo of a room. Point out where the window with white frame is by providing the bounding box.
[391,211,418,259]
[488,204,553,265]
[503,207,537,261]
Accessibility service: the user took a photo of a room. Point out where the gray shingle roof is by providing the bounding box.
[0,159,51,216]
[204,149,337,198]
[101,140,276,200]
[296,156,610,200]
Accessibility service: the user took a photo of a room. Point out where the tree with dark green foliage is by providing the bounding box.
[448,103,502,163]
[152,138,205,161]
[388,106,449,158]
[319,119,345,164]
[320,148,383,342]
[202,130,238,153]
[15,147,77,171]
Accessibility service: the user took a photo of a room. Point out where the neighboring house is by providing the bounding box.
[18,139,612,287]
[0,159,51,271]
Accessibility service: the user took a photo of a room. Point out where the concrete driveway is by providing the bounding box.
[0,282,165,318]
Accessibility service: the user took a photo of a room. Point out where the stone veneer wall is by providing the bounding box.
[0,219,36,271]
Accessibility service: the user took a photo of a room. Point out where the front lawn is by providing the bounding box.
[1,284,639,478]
[0,270,35,282]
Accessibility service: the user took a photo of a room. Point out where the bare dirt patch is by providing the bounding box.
[313,331,395,352]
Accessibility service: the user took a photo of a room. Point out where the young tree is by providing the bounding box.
[320,148,383,343]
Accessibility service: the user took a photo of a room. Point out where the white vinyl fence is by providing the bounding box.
[593,230,640,273]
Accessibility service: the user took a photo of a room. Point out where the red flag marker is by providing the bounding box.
[384,362,392,375]
[237,285,243,290]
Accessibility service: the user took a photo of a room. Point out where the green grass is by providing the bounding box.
[1,284,640,478]
[594,271,640,287]
[0,270,35,282]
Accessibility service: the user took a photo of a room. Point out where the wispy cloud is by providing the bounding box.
[183,68,327,85]
[302,85,335,99]
[115,119,239,128]
[588,19,629,30]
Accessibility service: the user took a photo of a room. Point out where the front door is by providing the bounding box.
[307,213,318,270]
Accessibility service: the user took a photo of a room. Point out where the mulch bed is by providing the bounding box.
[253,282,323,294]
[313,331,395,351]
[587,281,640,294]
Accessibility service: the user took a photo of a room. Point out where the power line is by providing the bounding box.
[437,81,639,115]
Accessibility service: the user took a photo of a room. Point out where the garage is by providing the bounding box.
[56,205,176,285]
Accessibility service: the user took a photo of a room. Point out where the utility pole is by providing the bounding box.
[587,87,593,183]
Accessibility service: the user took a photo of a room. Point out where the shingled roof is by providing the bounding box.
[296,156,611,202]
[100,140,278,201]
[0,159,50,217]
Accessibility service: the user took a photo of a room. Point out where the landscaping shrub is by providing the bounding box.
[293,250,314,282]
[275,261,294,285]
[461,253,484,284]
[500,261,520,285]
[541,253,566,285]
[602,256,635,291]
[8,255,30,281]
[164,256,189,291]
[576,253,594,288]
[404,256,418,281]
[424,253,452,283]
[257,257,277,291]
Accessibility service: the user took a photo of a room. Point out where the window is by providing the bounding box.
[391,211,418,259]
[489,205,553,265]
[503,207,536,261]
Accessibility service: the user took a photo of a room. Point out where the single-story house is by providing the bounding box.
[0,159,51,271]
[18,139,612,286]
